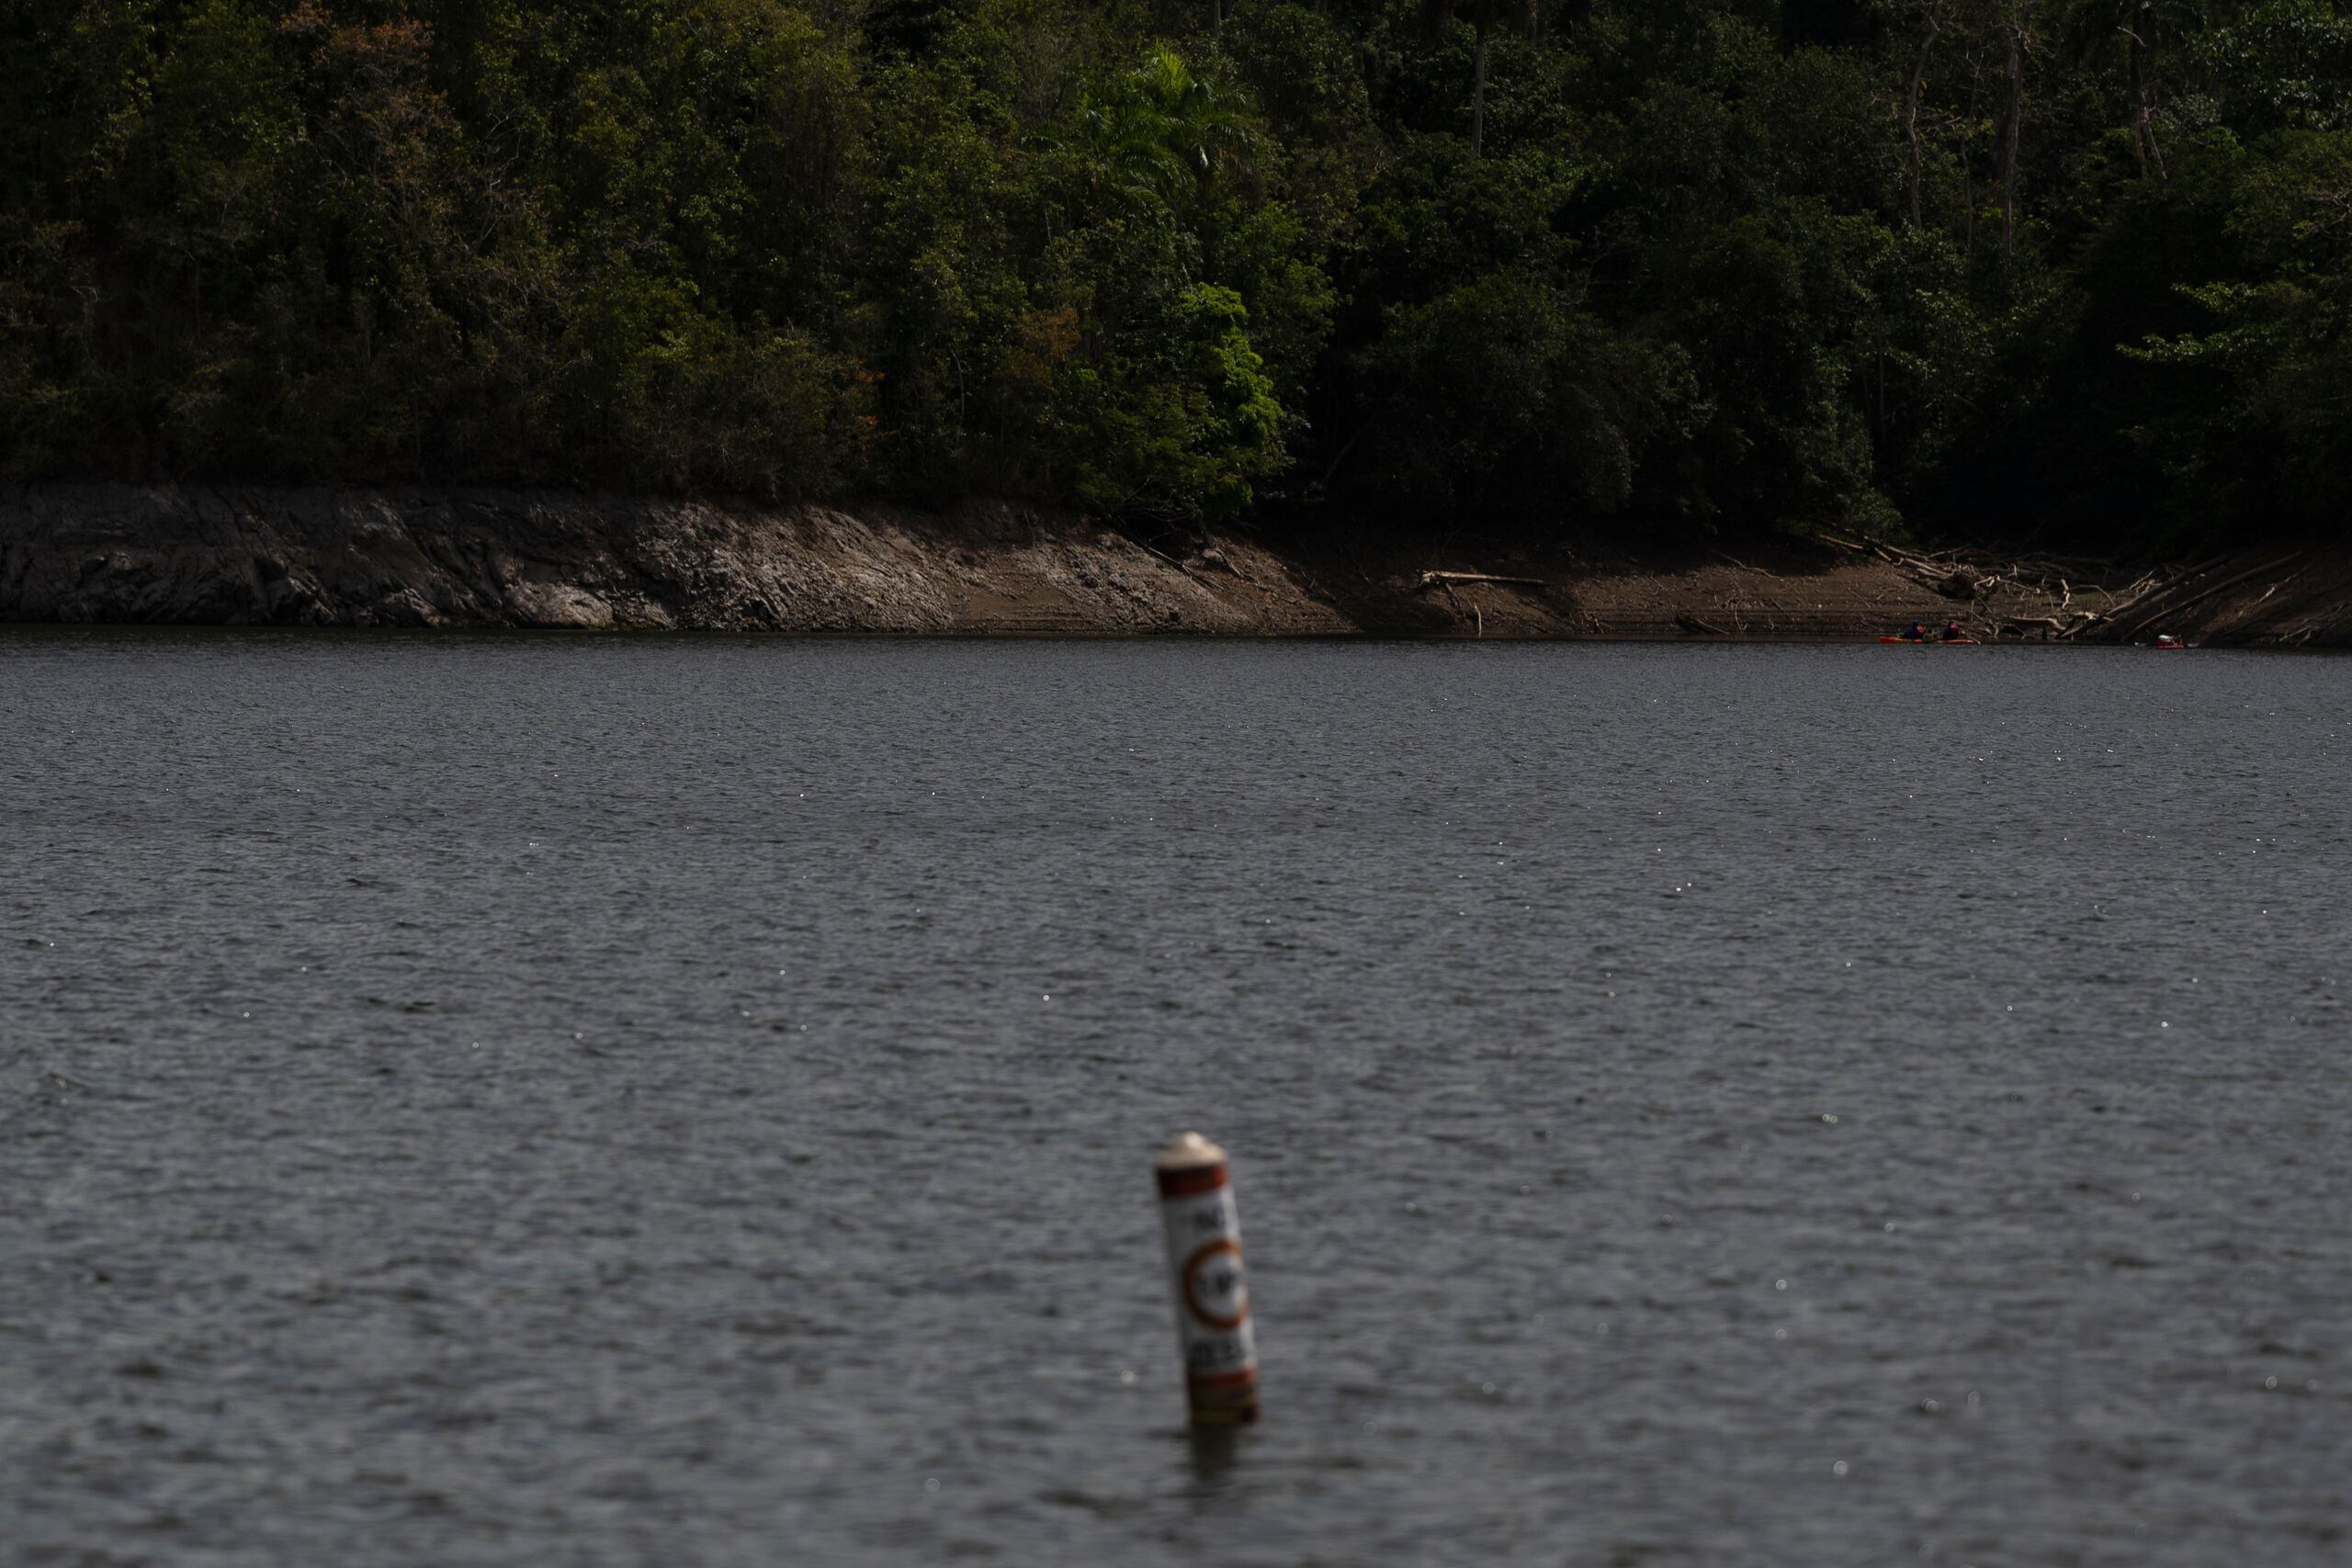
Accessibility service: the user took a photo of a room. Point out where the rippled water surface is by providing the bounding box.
[3,632,2347,1566]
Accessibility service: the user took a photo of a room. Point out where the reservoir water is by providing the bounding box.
[2,633,2346,1565]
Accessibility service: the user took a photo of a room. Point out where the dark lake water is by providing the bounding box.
[3,632,2347,1566]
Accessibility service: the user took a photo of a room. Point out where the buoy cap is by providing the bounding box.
[1157,1131,1227,1171]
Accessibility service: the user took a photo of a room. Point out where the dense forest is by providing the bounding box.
[3,1,2347,551]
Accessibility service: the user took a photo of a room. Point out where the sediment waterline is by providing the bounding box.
[4,485,2345,646]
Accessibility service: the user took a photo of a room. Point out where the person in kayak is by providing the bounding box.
[1904,620,1929,642]
[1940,621,1968,642]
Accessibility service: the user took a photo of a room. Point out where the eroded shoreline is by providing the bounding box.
[4,485,2345,646]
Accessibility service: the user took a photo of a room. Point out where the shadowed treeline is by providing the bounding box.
[3,2,2347,550]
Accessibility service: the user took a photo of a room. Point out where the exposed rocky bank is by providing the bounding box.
[4,485,2346,646]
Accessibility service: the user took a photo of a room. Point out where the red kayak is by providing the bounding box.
[1879,636,1977,645]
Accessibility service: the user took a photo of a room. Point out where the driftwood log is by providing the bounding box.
[1415,570,1548,590]
[2105,553,2304,639]
[1818,532,2268,643]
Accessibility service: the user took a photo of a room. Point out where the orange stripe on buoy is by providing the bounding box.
[1188,1367,1259,1391]
[1155,1164,1230,1200]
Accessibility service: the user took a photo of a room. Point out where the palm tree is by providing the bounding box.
[1071,46,1259,210]
[1424,0,1540,157]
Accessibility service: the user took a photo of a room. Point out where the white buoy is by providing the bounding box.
[1155,1131,1260,1425]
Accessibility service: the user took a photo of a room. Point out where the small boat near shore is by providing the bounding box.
[1879,635,1978,645]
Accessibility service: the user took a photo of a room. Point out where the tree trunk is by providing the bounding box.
[1962,51,1982,254]
[1471,17,1491,157]
[1213,0,1223,37]
[2125,16,2165,180]
[1904,6,1944,229]
[2123,22,2146,176]
[1999,11,2027,261]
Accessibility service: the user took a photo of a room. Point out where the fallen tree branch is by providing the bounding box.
[2060,570,2165,632]
[1416,570,1548,590]
[2002,608,2103,637]
[1123,532,1204,583]
[2107,552,2305,638]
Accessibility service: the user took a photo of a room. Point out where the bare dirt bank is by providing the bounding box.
[3,485,2345,645]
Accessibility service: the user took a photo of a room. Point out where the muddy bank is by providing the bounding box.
[2,485,2344,644]
[0,485,1358,635]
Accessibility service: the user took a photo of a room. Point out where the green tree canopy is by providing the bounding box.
[4,0,2347,551]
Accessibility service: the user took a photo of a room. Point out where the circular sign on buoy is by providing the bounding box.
[1180,1237,1248,1331]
